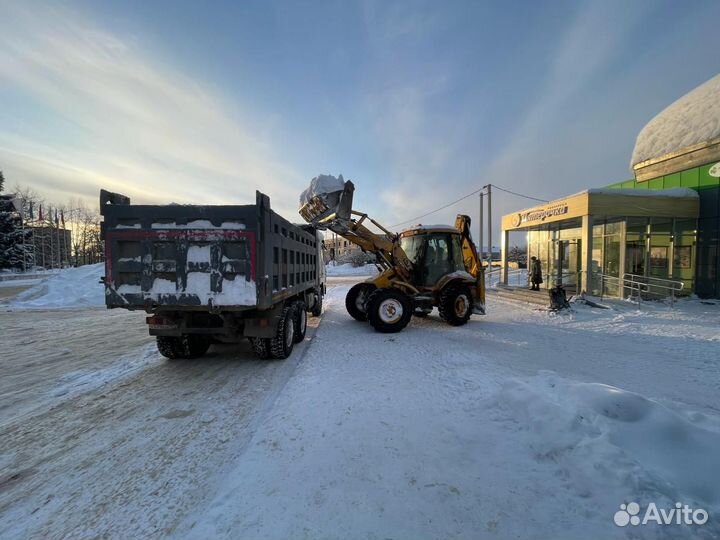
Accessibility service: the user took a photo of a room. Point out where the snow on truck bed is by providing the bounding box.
[631,72,720,166]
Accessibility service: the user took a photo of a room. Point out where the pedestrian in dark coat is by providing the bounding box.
[529,256,543,291]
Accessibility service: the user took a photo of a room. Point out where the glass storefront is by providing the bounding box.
[527,217,696,298]
[526,219,582,293]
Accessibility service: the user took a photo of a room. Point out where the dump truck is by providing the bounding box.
[299,175,485,333]
[100,189,325,360]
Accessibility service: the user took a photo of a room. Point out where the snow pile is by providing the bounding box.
[325,262,379,276]
[299,174,346,206]
[484,375,720,509]
[11,264,104,309]
[631,73,720,166]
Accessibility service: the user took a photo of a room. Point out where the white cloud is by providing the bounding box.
[0,3,302,216]
[364,1,656,236]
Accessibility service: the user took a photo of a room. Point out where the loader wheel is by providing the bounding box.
[157,335,210,359]
[366,288,413,333]
[310,293,323,317]
[270,303,296,359]
[438,283,473,327]
[346,283,375,321]
[249,337,272,359]
[293,301,307,343]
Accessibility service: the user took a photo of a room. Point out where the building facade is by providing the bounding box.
[500,73,720,299]
[607,153,720,298]
[500,189,701,298]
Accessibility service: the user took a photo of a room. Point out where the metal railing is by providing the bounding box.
[485,267,528,288]
[596,273,648,306]
[622,273,684,306]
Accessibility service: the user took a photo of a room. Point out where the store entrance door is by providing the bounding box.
[554,240,581,293]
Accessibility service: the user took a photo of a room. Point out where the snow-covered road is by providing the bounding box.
[0,305,321,539]
[1,276,719,539]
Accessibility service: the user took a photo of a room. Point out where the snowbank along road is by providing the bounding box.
[1,273,719,539]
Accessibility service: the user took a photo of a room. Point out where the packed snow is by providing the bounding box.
[2,274,720,538]
[176,285,720,539]
[631,72,720,166]
[299,174,346,206]
[325,262,379,276]
[9,263,104,309]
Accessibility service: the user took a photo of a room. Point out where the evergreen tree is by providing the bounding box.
[0,170,5,193]
[508,245,528,267]
[0,187,32,270]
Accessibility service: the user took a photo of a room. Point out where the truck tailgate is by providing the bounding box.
[105,223,257,309]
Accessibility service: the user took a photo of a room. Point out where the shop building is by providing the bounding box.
[500,188,700,297]
[500,73,720,299]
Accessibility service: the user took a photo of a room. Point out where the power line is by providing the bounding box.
[492,184,548,203]
[389,187,485,228]
[389,183,548,228]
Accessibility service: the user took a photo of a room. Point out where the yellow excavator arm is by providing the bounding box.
[300,180,414,283]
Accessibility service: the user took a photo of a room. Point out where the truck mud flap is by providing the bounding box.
[243,304,284,339]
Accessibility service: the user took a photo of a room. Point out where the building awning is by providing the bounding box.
[501,188,699,231]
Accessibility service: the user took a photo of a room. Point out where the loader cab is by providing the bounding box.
[399,227,465,287]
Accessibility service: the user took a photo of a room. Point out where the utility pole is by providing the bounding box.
[479,192,484,262]
[486,184,492,265]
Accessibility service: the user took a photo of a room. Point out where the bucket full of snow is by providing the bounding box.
[298,174,354,227]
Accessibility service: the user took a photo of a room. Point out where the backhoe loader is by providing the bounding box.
[299,177,485,333]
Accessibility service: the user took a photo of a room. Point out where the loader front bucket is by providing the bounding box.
[299,179,355,229]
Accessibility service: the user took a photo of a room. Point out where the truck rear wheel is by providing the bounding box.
[366,288,412,333]
[157,335,211,359]
[438,283,473,326]
[346,283,375,321]
[270,304,296,359]
[293,301,307,343]
[249,337,272,359]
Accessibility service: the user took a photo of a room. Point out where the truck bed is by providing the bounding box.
[101,190,321,312]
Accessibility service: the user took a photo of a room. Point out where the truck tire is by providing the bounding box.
[249,337,272,359]
[293,301,307,343]
[310,293,323,317]
[345,283,375,321]
[270,303,296,359]
[438,283,473,326]
[157,336,182,359]
[366,288,413,333]
[156,335,211,359]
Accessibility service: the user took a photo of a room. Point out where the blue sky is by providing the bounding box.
[1,0,719,243]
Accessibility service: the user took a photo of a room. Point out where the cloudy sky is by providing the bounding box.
[1,0,719,243]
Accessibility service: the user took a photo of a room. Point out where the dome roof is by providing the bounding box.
[631,73,720,168]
